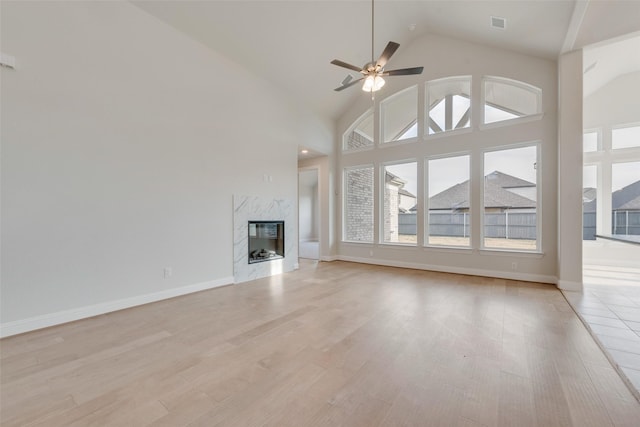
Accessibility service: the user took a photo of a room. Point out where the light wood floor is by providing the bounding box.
[2,260,640,426]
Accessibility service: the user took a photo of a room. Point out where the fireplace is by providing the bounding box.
[248,221,284,264]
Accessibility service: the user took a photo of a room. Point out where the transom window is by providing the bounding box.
[483,77,541,125]
[426,76,471,135]
[343,109,374,151]
[380,86,418,144]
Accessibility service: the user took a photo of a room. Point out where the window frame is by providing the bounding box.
[425,76,473,138]
[612,121,640,151]
[424,151,473,249]
[379,159,419,246]
[480,141,542,253]
[583,128,601,153]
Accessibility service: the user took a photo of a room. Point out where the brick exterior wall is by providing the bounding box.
[345,167,374,241]
[345,130,373,150]
[383,184,399,242]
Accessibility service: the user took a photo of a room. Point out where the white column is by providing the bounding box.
[557,50,584,291]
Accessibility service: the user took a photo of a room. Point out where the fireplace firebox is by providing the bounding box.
[248,221,284,264]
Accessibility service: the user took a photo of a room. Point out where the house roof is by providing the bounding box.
[429,178,536,210]
[385,171,406,188]
[399,188,416,199]
[484,171,535,189]
[613,180,640,210]
[583,180,640,212]
[617,195,640,210]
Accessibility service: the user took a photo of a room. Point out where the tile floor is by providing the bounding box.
[563,264,640,400]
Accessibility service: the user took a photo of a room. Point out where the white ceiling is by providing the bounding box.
[131,1,640,123]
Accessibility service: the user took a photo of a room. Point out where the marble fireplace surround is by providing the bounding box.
[233,195,297,283]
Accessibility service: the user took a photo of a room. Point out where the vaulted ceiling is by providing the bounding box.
[132,1,640,121]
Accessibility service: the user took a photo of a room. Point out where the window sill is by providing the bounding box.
[423,245,473,254]
[479,248,544,258]
[379,242,418,249]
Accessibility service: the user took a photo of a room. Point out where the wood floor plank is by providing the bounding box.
[1,260,639,426]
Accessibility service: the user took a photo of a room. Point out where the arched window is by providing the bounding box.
[426,76,471,135]
[343,109,374,151]
[483,77,541,125]
[380,86,418,144]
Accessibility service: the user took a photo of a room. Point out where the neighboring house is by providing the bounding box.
[582,180,640,214]
[398,188,416,213]
[583,180,640,236]
[428,171,536,213]
[384,171,415,242]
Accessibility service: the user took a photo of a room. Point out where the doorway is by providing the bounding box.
[298,169,319,260]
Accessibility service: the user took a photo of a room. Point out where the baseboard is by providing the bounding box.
[337,256,557,284]
[557,279,583,291]
[320,255,339,262]
[0,276,234,338]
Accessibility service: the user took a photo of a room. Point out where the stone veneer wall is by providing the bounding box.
[233,195,297,283]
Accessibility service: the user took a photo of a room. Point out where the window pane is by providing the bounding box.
[612,125,640,150]
[484,146,538,250]
[381,86,418,143]
[427,77,471,135]
[484,77,541,124]
[344,166,374,242]
[583,131,598,152]
[382,162,417,244]
[427,155,470,247]
[343,110,374,150]
[612,161,640,235]
[583,165,597,240]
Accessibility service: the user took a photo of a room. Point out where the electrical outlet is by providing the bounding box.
[511,262,517,271]
[369,250,374,256]
[164,267,172,279]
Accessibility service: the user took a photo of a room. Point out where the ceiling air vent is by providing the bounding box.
[490,16,506,30]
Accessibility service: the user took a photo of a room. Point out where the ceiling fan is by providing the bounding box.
[331,0,424,93]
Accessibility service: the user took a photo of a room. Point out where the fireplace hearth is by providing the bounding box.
[248,221,284,264]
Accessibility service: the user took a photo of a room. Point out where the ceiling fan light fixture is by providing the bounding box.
[362,75,385,92]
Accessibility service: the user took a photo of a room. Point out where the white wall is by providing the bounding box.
[335,34,558,283]
[0,1,331,335]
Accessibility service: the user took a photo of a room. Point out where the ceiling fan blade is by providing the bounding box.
[341,75,353,86]
[334,77,364,92]
[376,41,400,69]
[331,59,364,73]
[383,66,424,76]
